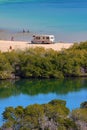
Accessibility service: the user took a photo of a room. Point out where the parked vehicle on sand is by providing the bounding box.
[31,35,55,44]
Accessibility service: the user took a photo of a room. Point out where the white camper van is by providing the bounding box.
[31,35,55,44]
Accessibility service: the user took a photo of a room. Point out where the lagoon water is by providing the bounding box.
[0,78,87,126]
[0,0,87,42]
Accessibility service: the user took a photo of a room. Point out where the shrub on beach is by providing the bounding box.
[18,41,87,78]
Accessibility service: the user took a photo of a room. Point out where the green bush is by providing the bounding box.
[1,99,78,130]
[0,41,86,79]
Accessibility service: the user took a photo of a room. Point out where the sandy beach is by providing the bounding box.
[0,40,73,52]
[0,30,74,52]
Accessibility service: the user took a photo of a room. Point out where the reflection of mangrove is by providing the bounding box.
[0,80,20,98]
[0,78,87,98]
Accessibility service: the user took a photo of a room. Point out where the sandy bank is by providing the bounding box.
[0,40,74,52]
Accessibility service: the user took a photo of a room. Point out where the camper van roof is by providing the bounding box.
[33,35,54,37]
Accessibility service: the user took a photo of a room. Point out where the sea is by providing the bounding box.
[0,0,87,42]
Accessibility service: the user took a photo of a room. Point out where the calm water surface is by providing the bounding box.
[0,78,87,126]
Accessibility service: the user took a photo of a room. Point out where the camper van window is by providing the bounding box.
[46,37,49,39]
[51,37,54,39]
[36,37,40,39]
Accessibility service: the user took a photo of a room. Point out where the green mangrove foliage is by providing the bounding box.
[1,100,87,130]
[71,101,87,130]
[0,52,12,79]
[1,99,77,130]
[0,41,87,79]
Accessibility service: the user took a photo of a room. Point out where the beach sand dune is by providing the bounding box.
[0,40,73,52]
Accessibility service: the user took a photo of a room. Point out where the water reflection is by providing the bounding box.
[0,78,87,98]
